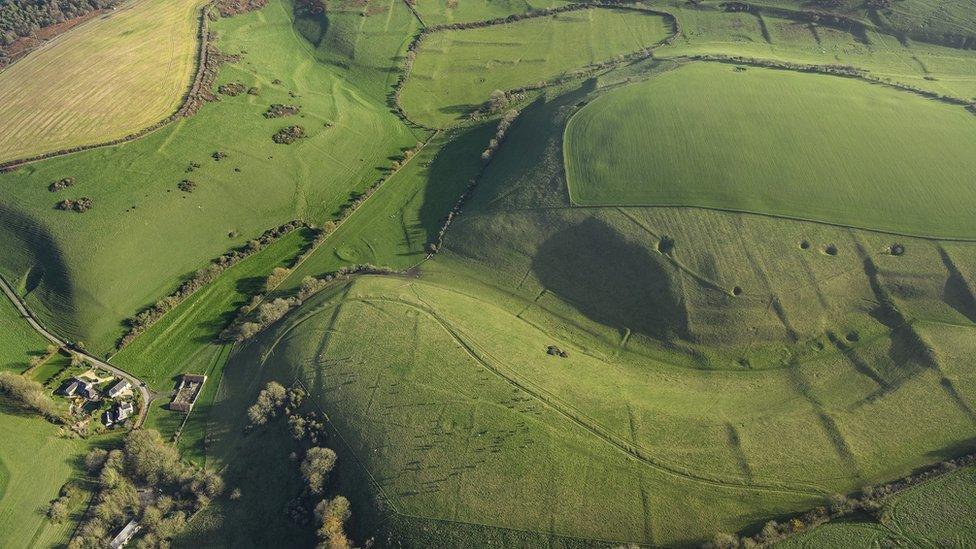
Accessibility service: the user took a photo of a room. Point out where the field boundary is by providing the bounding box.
[391,2,681,129]
[0,0,218,171]
[559,59,976,242]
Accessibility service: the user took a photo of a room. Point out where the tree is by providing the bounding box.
[300,447,337,494]
[315,496,352,549]
[247,381,288,426]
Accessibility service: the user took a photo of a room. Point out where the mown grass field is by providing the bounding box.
[0,0,422,353]
[564,62,976,239]
[399,7,673,127]
[0,0,207,162]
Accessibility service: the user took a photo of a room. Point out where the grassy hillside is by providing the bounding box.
[0,0,207,162]
[564,62,976,239]
[399,7,673,127]
[0,0,422,352]
[205,253,976,545]
[659,3,976,101]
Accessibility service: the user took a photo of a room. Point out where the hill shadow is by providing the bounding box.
[531,217,689,342]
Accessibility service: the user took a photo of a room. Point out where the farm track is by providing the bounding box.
[341,292,830,497]
[0,275,153,427]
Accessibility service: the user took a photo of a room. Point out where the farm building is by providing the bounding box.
[109,519,140,549]
[58,378,96,400]
[57,379,80,397]
[169,374,206,412]
[107,378,131,398]
[103,401,135,426]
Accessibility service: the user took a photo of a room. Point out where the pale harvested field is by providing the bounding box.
[0,0,206,163]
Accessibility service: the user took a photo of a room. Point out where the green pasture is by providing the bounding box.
[0,0,422,353]
[564,62,976,239]
[659,3,976,100]
[0,411,88,549]
[112,228,313,462]
[399,7,673,127]
[0,291,45,371]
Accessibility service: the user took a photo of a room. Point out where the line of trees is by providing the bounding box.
[705,452,976,548]
[427,109,521,256]
[116,220,304,350]
[220,264,399,342]
[688,54,976,111]
[0,370,62,422]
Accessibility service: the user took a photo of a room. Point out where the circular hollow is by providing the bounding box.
[846,331,860,342]
[799,240,811,250]
[732,286,743,296]
[890,243,905,256]
[824,244,838,256]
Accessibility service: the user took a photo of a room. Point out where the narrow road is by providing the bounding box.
[0,275,153,427]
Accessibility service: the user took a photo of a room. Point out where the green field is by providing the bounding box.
[0,290,45,371]
[0,0,207,162]
[3,0,976,545]
[0,411,88,549]
[0,0,422,353]
[399,7,673,127]
[564,62,976,238]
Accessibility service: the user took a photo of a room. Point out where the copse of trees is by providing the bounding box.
[247,382,305,426]
[221,264,400,343]
[69,430,224,548]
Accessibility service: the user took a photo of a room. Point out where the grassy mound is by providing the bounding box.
[0,0,207,162]
[564,62,976,239]
[399,7,673,127]
[211,260,976,545]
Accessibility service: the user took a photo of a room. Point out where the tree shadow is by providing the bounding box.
[531,217,689,342]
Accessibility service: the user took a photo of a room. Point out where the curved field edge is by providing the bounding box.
[563,61,976,240]
[0,0,210,165]
[397,5,676,128]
